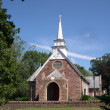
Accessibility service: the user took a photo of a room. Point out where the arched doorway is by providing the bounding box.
[47,82,59,101]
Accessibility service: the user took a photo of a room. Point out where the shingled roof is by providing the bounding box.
[85,76,101,88]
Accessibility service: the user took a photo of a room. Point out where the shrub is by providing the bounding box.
[81,95,92,101]
[15,97,28,101]
[96,95,110,109]
[21,97,28,101]
[96,95,110,104]
[68,97,72,101]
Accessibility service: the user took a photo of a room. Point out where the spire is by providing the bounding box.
[57,15,63,39]
[52,15,68,57]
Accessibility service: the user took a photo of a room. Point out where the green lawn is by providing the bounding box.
[17,107,102,110]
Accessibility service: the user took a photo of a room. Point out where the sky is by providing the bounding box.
[2,0,110,70]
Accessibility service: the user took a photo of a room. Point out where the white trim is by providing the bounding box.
[27,67,41,81]
[28,48,89,84]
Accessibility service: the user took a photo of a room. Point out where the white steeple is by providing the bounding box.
[57,15,63,39]
[52,15,68,57]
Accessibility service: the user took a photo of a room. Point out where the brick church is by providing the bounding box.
[28,16,102,101]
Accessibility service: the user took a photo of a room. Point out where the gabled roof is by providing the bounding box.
[85,76,100,88]
[27,50,57,82]
[56,49,89,84]
[49,48,66,60]
[27,48,89,84]
[47,70,62,78]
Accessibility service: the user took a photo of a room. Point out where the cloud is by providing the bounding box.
[66,34,103,52]
[30,43,51,51]
[30,43,96,60]
[67,51,96,60]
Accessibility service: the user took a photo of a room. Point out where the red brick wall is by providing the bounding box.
[0,101,104,110]
[34,59,81,101]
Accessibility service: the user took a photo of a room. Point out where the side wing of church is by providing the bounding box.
[27,16,102,101]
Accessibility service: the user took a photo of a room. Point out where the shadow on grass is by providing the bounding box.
[96,95,110,110]
[100,106,110,110]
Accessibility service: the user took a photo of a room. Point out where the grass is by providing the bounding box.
[17,107,102,110]
[74,107,102,110]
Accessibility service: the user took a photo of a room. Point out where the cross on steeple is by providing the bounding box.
[59,15,62,21]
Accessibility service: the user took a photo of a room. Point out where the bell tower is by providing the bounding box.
[52,15,68,56]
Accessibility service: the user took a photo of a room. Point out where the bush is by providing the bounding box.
[81,95,92,101]
[96,95,110,104]
[21,97,28,101]
[15,97,28,101]
[96,95,110,109]
[68,97,72,101]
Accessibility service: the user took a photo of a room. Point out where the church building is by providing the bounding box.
[27,16,102,101]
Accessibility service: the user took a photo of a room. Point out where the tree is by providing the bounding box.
[0,0,51,103]
[22,50,51,77]
[0,38,22,104]
[0,1,21,104]
[90,53,110,95]
[11,50,51,100]
[75,64,92,76]
[0,2,20,48]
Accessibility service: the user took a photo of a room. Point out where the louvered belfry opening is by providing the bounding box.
[47,82,59,101]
